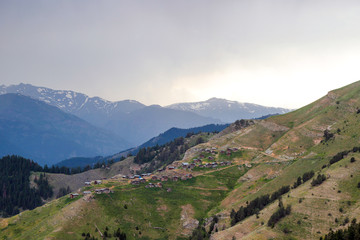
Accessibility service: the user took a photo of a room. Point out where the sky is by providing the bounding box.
[1,0,360,109]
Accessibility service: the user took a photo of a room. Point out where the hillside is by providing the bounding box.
[167,97,291,123]
[2,81,360,240]
[0,94,130,165]
[0,156,53,217]
[55,124,228,168]
[191,80,360,239]
[137,124,229,150]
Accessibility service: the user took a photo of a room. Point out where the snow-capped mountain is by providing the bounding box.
[0,83,145,127]
[0,84,220,146]
[166,97,292,123]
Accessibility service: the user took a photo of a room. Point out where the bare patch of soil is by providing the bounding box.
[180,204,199,236]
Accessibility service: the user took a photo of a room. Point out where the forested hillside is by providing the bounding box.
[135,132,214,173]
[0,156,53,217]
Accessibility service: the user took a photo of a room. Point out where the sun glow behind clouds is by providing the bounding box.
[172,51,360,109]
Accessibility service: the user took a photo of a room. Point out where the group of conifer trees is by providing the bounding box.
[293,170,315,188]
[134,136,188,165]
[134,136,198,174]
[0,155,53,217]
[230,185,290,226]
[321,219,360,240]
[267,199,291,228]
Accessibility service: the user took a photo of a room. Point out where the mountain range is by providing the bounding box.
[0,83,291,145]
[0,94,130,166]
[0,83,292,164]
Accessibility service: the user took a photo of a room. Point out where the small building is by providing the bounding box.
[161,176,169,181]
[131,180,140,185]
[193,159,202,163]
[70,193,79,199]
[168,166,175,170]
[84,181,91,185]
[156,182,163,188]
[173,176,179,181]
[146,183,155,188]
[83,191,92,195]
[94,180,102,185]
[151,176,158,181]
[208,156,214,160]
[95,188,111,194]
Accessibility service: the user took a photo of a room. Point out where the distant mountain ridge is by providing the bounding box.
[138,123,229,149]
[0,83,145,128]
[166,97,292,123]
[0,94,130,165]
[0,84,221,145]
[0,83,291,145]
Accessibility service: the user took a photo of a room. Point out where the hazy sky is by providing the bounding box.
[1,0,360,108]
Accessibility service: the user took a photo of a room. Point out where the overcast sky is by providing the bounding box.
[1,0,360,108]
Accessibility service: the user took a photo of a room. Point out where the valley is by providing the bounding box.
[1,81,360,239]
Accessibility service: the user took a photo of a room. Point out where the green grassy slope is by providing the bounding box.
[0,166,247,240]
[2,80,360,240]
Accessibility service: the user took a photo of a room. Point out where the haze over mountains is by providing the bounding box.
[0,94,129,166]
[0,84,221,145]
[0,83,291,164]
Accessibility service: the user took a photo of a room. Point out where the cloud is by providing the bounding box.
[0,0,360,108]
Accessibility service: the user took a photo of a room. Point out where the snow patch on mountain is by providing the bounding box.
[166,97,292,123]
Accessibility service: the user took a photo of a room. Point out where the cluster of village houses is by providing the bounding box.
[69,146,239,198]
[130,173,194,188]
[69,179,114,198]
[123,146,237,188]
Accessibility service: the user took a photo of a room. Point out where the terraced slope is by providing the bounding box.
[183,81,360,239]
